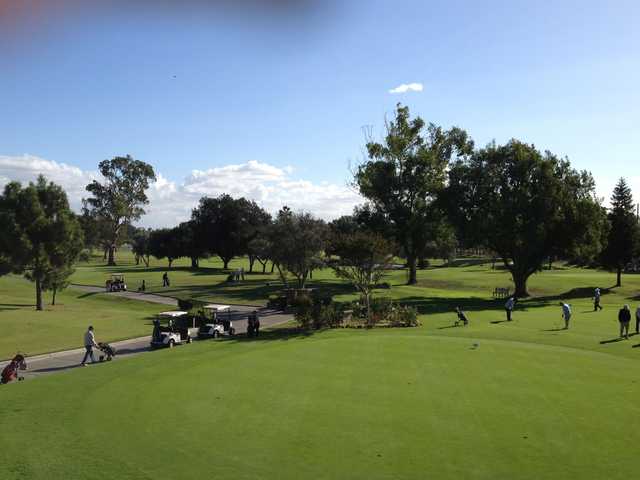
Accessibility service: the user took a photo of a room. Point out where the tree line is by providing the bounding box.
[1,104,639,310]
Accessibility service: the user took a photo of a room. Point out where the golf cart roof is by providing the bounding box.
[158,311,189,317]
[203,304,231,312]
[111,273,124,277]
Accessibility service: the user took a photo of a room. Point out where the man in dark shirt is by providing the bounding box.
[619,305,631,339]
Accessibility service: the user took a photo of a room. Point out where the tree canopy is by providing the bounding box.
[355,103,473,284]
[84,155,156,266]
[446,139,603,297]
[601,178,639,286]
[0,176,83,310]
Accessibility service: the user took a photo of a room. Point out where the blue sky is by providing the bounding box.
[1,0,639,226]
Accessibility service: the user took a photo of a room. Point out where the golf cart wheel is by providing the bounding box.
[230,328,235,336]
[187,337,193,344]
[212,331,219,339]
[168,339,175,348]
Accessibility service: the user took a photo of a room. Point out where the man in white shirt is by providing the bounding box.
[561,303,572,329]
[81,326,99,366]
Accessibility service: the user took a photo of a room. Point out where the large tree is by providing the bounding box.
[191,194,271,269]
[84,155,156,266]
[601,178,639,287]
[268,207,327,288]
[447,139,602,297]
[0,176,83,310]
[355,104,473,284]
[148,227,182,268]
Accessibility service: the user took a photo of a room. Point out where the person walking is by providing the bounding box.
[162,272,168,287]
[594,288,603,311]
[139,279,146,292]
[561,302,572,330]
[619,305,631,339]
[505,297,515,322]
[81,326,99,366]
[253,311,260,337]
[455,307,469,326]
[240,267,245,281]
[636,305,640,335]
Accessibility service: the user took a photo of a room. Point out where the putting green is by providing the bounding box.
[1,328,639,479]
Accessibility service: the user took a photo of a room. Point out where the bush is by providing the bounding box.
[387,305,420,327]
[293,295,314,329]
[78,250,91,263]
[177,298,194,311]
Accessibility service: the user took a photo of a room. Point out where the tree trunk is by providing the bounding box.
[270,262,275,273]
[248,255,255,273]
[512,272,530,298]
[107,245,116,266]
[191,257,199,269]
[407,254,417,285]
[144,255,150,267]
[52,287,57,306]
[261,261,267,274]
[135,255,140,265]
[35,276,44,311]
[168,258,173,268]
[616,265,622,287]
[103,247,108,261]
[222,257,230,269]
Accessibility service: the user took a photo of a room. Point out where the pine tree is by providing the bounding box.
[602,178,639,287]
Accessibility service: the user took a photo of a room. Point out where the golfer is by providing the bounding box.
[505,297,515,322]
[594,288,603,311]
[253,311,260,336]
[561,302,572,329]
[619,305,631,339]
[81,326,99,366]
[636,305,640,335]
[455,307,469,326]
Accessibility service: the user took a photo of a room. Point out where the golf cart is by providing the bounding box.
[197,304,235,338]
[106,273,127,292]
[150,311,199,349]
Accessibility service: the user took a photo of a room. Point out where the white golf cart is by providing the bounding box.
[106,273,127,292]
[150,311,199,349]
[198,304,235,338]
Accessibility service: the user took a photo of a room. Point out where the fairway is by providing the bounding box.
[2,327,640,480]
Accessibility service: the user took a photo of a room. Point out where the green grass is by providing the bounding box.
[0,276,167,360]
[3,255,640,478]
[2,327,640,479]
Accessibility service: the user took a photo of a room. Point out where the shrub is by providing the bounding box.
[177,298,194,311]
[387,305,420,327]
[293,295,314,329]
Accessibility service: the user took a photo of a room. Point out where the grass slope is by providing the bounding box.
[1,328,640,480]
[0,276,167,360]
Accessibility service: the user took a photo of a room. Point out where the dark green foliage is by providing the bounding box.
[0,176,83,310]
[355,104,473,284]
[267,207,327,288]
[84,155,156,265]
[601,178,640,286]
[191,194,271,269]
[446,140,603,297]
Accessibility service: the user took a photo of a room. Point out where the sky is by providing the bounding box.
[1,0,639,227]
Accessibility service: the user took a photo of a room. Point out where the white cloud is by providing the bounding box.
[0,155,363,228]
[388,82,424,94]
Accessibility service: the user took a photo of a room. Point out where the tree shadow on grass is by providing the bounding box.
[600,338,623,345]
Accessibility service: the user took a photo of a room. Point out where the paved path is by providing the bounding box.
[71,284,179,306]
[1,287,293,381]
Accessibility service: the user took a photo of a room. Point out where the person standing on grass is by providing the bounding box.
[81,326,99,366]
[505,297,515,322]
[594,288,603,311]
[636,305,640,335]
[561,302,572,329]
[619,305,631,339]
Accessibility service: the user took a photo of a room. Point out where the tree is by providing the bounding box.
[131,228,152,267]
[268,208,327,288]
[601,178,640,287]
[0,176,83,310]
[191,194,271,269]
[148,228,181,268]
[176,221,208,269]
[42,265,75,306]
[84,155,156,266]
[328,231,394,319]
[355,104,473,284]
[446,139,602,297]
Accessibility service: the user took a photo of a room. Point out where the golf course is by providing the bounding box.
[2,254,640,480]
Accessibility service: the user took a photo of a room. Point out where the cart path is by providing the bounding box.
[71,284,179,306]
[1,305,293,380]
